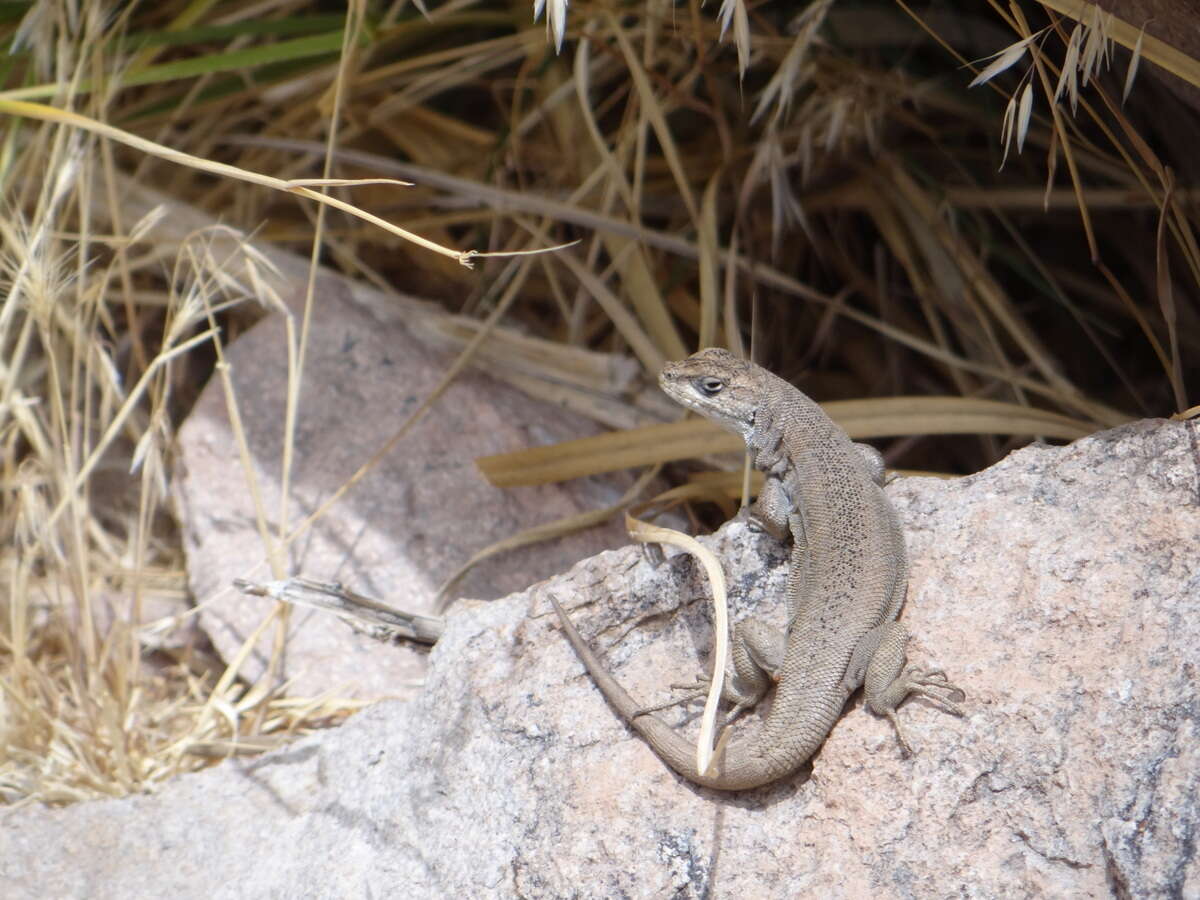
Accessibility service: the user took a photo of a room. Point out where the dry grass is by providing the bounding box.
[1,0,1196,804]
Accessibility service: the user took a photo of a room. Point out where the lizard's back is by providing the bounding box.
[751,367,908,773]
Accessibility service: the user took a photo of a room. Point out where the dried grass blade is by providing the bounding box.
[413,314,639,394]
[634,471,764,509]
[1055,26,1080,106]
[887,165,1066,394]
[825,395,1097,440]
[1043,128,1059,209]
[1038,0,1200,90]
[477,419,739,487]
[697,175,721,350]
[283,177,411,188]
[1000,92,1018,168]
[569,33,684,360]
[601,236,688,363]
[716,0,752,78]
[1155,171,1186,411]
[436,465,659,610]
[968,36,1034,87]
[625,513,729,777]
[1012,6,1099,260]
[240,139,700,259]
[0,100,503,267]
[572,31,634,209]
[476,397,1098,486]
[1016,82,1034,152]
[722,233,745,359]
[553,250,667,375]
[0,30,349,102]
[606,11,700,222]
[40,328,218,535]
[1123,23,1146,104]
[533,0,570,53]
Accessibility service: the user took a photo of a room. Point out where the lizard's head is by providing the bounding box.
[658,348,761,438]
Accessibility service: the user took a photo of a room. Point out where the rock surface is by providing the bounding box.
[174,276,637,698]
[6,419,1199,897]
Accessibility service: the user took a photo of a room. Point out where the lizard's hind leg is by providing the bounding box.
[723,617,786,716]
[646,617,786,726]
[847,622,966,755]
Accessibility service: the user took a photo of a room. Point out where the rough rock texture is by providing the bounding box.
[6,419,1198,897]
[174,276,636,698]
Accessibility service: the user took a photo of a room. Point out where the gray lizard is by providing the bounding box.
[551,347,964,790]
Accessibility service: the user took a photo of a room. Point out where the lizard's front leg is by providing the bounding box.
[843,622,966,754]
[744,474,791,541]
[746,440,881,541]
[745,476,812,630]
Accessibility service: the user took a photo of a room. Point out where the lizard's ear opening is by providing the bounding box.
[696,377,725,396]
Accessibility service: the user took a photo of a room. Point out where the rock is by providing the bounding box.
[174,276,637,698]
[6,419,1198,897]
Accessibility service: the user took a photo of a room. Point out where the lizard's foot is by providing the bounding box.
[631,697,691,717]
[855,622,967,756]
[633,680,757,733]
[902,672,969,710]
[742,510,765,534]
[741,508,789,542]
[884,710,915,756]
[630,679,708,718]
[631,613,785,722]
[738,477,792,542]
[722,701,754,728]
[733,505,768,533]
[639,541,666,568]
[879,667,966,755]
[899,666,966,716]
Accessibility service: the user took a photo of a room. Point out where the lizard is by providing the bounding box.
[550,347,964,790]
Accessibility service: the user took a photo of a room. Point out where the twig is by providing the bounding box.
[234,576,444,645]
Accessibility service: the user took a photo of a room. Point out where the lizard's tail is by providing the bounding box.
[550,596,779,791]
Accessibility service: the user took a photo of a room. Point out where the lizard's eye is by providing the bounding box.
[696,376,724,396]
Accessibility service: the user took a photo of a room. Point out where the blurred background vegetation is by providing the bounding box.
[1,0,1196,804]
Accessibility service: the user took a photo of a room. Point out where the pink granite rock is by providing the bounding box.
[5,419,1197,897]
[174,276,637,698]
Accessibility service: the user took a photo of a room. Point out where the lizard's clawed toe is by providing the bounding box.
[631,678,710,718]
[902,667,966,716]
[886,710,916,757]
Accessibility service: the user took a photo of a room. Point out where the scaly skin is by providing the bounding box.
[552,348,963,790]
